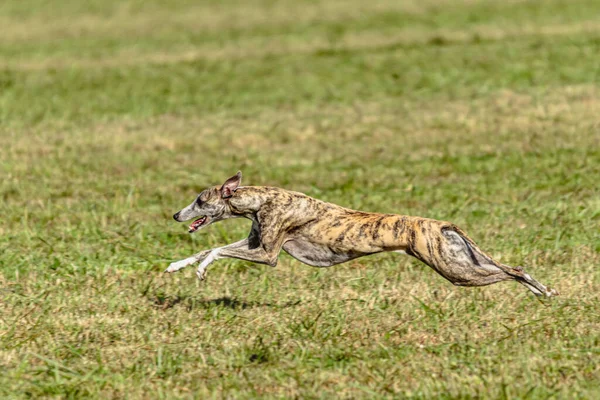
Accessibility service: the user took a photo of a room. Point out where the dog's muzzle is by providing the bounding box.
[173,211,181,221]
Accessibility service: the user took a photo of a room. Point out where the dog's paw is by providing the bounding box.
[195,267,207,281]
[165,258,195,273]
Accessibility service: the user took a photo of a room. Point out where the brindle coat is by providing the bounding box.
[166,172,557,297]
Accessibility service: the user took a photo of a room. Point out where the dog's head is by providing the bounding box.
[172,171,242,233]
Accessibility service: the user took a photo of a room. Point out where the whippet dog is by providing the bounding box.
[165,172,557,297]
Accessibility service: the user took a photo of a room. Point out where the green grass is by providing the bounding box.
[1,0,599,398]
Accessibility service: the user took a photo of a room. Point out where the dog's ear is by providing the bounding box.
[221,171,242,199]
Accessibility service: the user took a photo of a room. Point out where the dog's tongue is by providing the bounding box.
[188,216,206,233]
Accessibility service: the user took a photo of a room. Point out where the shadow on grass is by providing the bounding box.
[151,295,301,311]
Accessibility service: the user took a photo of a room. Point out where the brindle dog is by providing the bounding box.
[166,172,557,297]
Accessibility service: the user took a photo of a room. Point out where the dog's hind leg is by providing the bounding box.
[411,226,558,297]
[446,228,558,296]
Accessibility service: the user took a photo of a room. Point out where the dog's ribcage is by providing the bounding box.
[282,239,365,267]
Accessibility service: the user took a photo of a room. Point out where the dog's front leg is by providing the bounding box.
[165,249,212,273]
[195,238,281,281]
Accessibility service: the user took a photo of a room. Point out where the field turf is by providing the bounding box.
[1,0,599,398]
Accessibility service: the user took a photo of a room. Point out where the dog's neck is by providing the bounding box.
[227,186,272,217]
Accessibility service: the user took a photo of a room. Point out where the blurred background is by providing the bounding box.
[1,0,599,398]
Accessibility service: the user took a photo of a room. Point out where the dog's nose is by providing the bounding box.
[173,211,181,221]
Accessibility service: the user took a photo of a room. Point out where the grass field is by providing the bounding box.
[1,0,599,398]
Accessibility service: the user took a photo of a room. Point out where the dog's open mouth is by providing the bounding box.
[188,216,208,233]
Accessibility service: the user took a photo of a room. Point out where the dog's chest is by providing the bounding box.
[282,239,360,267]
